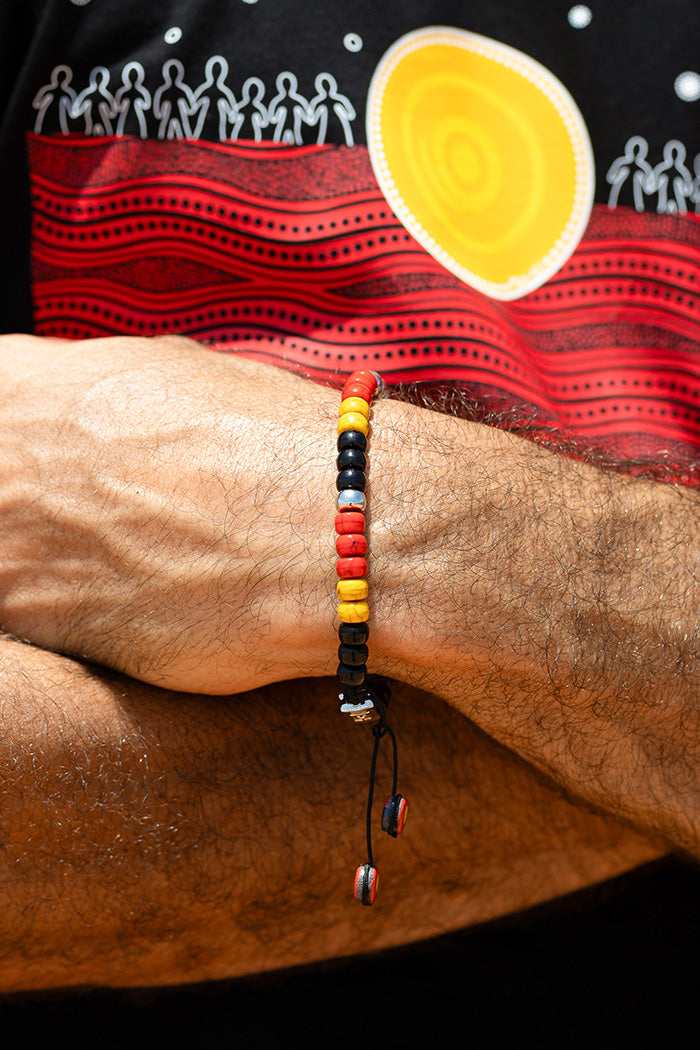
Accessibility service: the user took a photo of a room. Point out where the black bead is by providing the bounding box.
[337,430,367,453]
[339,622,369,646]
[338,642,369,666]
[336,468,365,491]
[337,447,367,472]
[337,662,366,686]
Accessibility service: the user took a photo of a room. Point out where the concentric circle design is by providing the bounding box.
[367,27,595,300]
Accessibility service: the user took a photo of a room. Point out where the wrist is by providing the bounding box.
[367,395,485,692]
[369,393,700,719]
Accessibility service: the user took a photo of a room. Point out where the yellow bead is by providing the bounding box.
[337,578,369,601]
[338,600,370,623]
[338,412,368,435]
[340,396,370,418]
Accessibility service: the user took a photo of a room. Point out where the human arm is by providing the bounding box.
[368,395,700,855]
[0,634,660,992]
[1,333,699,857]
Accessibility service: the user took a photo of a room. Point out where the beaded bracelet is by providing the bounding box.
[334,370,407,905]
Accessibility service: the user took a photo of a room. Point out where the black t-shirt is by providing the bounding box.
[3,1,699,472]
[2,1,696,459]
[1,4,700,1033]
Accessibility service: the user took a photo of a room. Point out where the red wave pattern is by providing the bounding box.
[28,133,700,466]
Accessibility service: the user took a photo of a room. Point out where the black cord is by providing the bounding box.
[365,721,385,867]
[363,679,400,867]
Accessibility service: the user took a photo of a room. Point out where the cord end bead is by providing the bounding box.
[381,794,408,837]
[354,863,378,905]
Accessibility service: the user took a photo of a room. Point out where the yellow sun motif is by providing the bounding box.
[367,27,595,300]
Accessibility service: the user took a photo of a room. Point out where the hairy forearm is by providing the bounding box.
[0,335,337,693]
[369,396,700,854]
[0,334,696,864]
[0,636,659,992]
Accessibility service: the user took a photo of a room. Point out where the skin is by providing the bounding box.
[0,332,694,987]
[0,635,660,992]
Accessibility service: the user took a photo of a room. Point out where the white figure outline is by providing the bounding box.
[266,71,313,145]
[153,59,208,140]
[230,76,268,141]
[31,58,359,147]
[606,136,655,212]
[71,66,117,136]
[306,72,356,146]
[651,140,694,215]
[191,55,238,141]
[32,65,78,134]
[690,153,700,214]
[114,62,152,138]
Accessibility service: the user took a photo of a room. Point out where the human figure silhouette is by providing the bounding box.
[114,62,151,138]
[267,72,312,145]
[32,65,78,134]
[230,76,268,141]
[153,59,207,139]
[306,73,356,145]
[691,153,700,215]
[651,140,694,214]
[72,66,117,136]
[606,136,654,212]
[192,55,237,141]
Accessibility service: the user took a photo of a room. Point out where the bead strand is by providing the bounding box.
[332,370,406,907]
[335,371,381,688]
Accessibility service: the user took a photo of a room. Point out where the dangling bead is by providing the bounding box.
[353,863,378,905]
[381,794,408,837]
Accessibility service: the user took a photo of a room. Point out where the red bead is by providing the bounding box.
[343,374,374,391]
[335,511,365,534]
[346,370,379,396]
[336,556,367,578]
[354,863,378,905]
[342,383,374,402]
[335,533,367,557]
